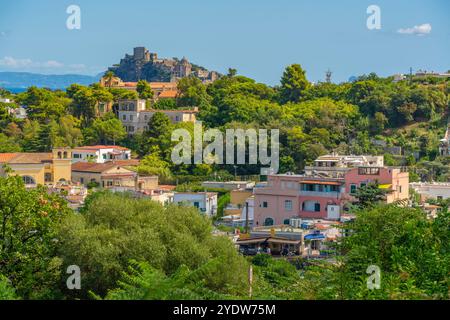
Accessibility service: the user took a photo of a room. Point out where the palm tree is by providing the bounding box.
[104,71,115,88]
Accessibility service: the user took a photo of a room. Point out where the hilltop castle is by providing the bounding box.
[108,47,219,83]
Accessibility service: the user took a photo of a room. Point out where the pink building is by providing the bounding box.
[254,166,409,226]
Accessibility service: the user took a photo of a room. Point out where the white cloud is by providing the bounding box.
[0,56,33,68]
[397,23,432,36]
[0,56,95,74]
[68,63,87,70]
[0,56,65,69]
[43,60,64,68]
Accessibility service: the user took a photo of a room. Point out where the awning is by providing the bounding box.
[304,233,325,240]
[237,237,301,245]
[300,181,342,186]
[379,184,392,189]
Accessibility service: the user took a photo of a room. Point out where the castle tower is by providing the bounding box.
[133,47,147,60]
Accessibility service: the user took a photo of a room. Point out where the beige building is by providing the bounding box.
[71,162,158,190]
[0,148,72,187]
[117,99,198,135]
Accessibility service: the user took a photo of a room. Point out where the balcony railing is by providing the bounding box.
[299,190,341,198]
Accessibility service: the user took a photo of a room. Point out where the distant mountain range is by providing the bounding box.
[0,72,103,92]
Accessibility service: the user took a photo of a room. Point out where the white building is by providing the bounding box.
[72,145,132,164]
[439,127,450,156]
[0,97,13,103]
[117,99,198,135]
[201,181,255,191]
[410,182,450,201]
[173,192,218,216]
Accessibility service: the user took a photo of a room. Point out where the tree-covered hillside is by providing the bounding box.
[1,65,448,181]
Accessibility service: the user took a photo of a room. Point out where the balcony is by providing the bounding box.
[299,190,341,198]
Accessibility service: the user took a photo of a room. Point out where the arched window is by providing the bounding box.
[22,176,36,185]
[63,151,68,159]
[264,217,274,226]
[57,151,62,159]
[44,173,52,183]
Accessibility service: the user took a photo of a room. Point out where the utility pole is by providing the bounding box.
[245,201,249,234]
[248,265,253,299]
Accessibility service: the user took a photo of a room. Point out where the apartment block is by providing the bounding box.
[254,155,409,226]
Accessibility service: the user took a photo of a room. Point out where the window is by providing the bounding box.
[262,201,268,208]
[314,203,321,212]
[193,202,200,208]
[122,115,126,120]
[399,186,402,193]
[102,154,107,160]
[264,217,274,226]
[80,177,84,184]
[358,167,380,175]
[283,218,291,225]
[437,196,443,200]
[73,154,81,159]
[22,176,36,185]
[350,184,357,194]
[284,200,292,211]
[130,115,133,121]
[44,173,52,183]
[360,183,367,188]
[128,126,134,132]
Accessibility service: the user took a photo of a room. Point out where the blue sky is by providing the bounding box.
[0,0,448,84]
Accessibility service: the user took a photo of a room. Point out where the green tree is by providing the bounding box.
[279,64,310,104]
[0,174,70,299]
[0,133,22,152]
[352,183,387,208]
[136,80,154,100]
[0,275,19,300]
[58,192,248,298]
[87,112,127,145]
[103,70,116,88]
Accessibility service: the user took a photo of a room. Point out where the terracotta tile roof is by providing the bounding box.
[0,153,18,163]
[72,162,122,173]
[158,185,176,191]
[144,109,198,114]
[110,159,140,166]
[149,82,178,89]
[0,153,52,164]
[157,90,178,99]
[73,145,130,151]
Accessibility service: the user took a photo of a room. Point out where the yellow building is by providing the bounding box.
[0,148,72,186]
[71,161,158,190]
